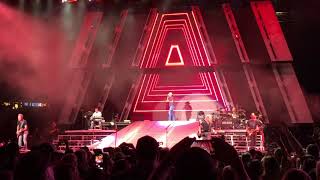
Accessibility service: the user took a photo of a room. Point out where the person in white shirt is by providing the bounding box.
[167,92,175,121]
[90,107,103,129]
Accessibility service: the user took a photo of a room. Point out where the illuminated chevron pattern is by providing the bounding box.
[131,11,226,120]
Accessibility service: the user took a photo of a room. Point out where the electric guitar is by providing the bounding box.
[247,128,260,136]
[16,129,24,138]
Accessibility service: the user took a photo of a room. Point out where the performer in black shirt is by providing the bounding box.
[16,114,28,149]
[246,113,263,148]
[184,102,192,121]
[198,114,213,139]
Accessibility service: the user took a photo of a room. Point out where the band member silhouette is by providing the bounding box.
[246,112,263,148]
[184,101,192,120]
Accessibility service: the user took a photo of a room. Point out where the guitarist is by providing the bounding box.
[246,112,263,149]
[16,114,28,149]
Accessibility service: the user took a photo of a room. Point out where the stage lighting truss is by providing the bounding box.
[132,11,226,112]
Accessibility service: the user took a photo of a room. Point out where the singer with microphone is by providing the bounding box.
[166,92,175,121]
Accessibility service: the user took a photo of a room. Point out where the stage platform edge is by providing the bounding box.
[91,120,199,149]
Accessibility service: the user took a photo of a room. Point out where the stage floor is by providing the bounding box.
[91,120,199,149]
[53,120,264,153]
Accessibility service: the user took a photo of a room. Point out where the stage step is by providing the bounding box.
[54,122,264,153]
[53,129,115,151]
[91,120,199,149]
[90,121,264,153]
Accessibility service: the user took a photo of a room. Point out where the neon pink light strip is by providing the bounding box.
[188,12,210,66]
[133,74,147,112]
[150,72,210,96]
[147,24,209,92]
[146,74,215,97]
[148,79,209,98]
[184,14,206,66]
[144,74,161,101]
[149,18,202,68]
[151,19,205,67]
[146,93,212,96]
[140,12,213,68]
[146,74,159,97]
[142,13,166,68]
[149,20,178,68]
[152,88,208,92]
[141,74,155,102]
[165,45,185,66]
[205,72,219,100]
[171,24,203,67]
[178,17,206,67]
[142,100,217,103]
[139,13,159,68]
[199,72,207,89]
[213,72,227,108]
[170,26,198,65]
[134,109,217,112]
[156,85,204,88]
[151,21,200,67]
[150,74,159,94]
[152,77,208,91]
[147,15,179,68]
[134,12,227,112]
[191,11,212,65]
[151,72,209,91]
[199,73,213,95]
[159,25,198,66]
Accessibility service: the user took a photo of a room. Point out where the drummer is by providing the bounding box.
[230,107,239,119]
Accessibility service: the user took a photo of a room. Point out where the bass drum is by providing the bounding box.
[233,118,242,129]
[240,119,248,129]
[233,118,248,129]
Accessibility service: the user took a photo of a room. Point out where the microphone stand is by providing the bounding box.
[166,122,173,148]
[114,113,118,148]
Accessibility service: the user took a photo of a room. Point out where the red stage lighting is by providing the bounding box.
[165,45,184,66]
[62,0,77,3]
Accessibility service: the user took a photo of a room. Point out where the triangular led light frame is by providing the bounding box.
[165,45,185,66]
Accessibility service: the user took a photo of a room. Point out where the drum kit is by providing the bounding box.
[212,106,263,129]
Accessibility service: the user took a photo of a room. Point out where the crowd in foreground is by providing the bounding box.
[0,134,319,180]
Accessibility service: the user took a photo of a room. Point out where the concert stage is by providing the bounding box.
[52,1,310,153]
[55,120,263,153]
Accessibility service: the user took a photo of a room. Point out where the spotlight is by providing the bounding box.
[62,0,77,3]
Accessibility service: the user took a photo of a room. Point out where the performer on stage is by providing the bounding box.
[16,114,28,149]
[166,92,175,121]
[198,114,213,139]
[246,112,263,149]
[90,107,103,129]
[184,101,192,121]
[48,121,59,143]
[230,107,238,119]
